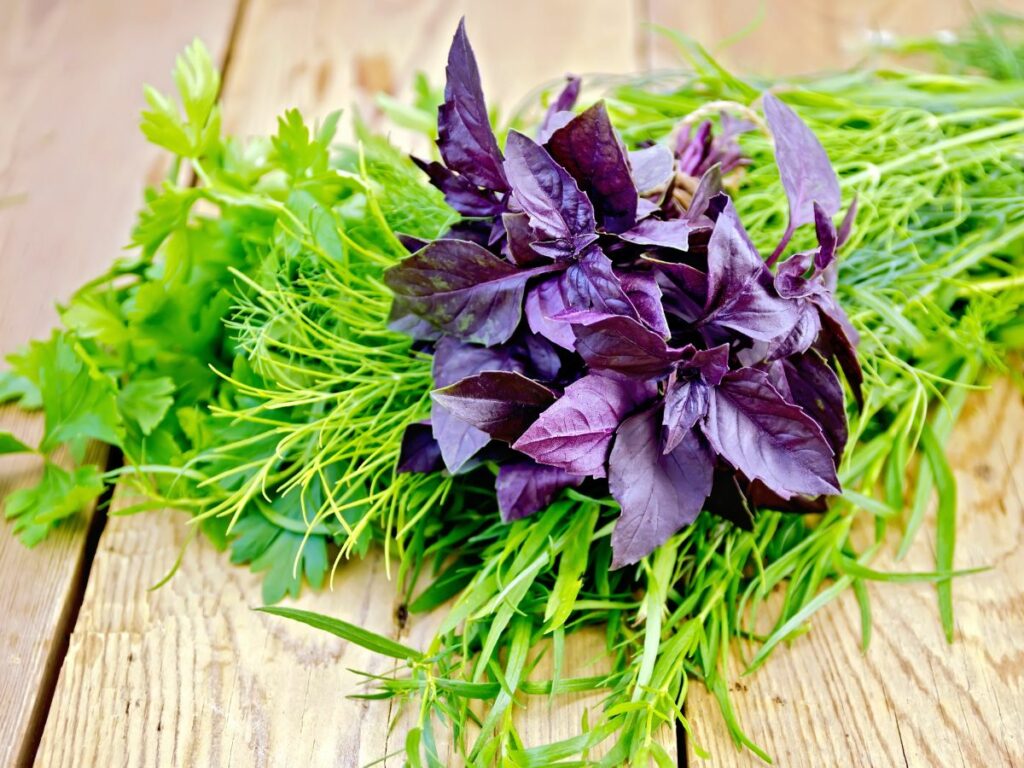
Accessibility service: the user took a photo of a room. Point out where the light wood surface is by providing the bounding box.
[3,1,1022,766]
[685,379,1024,767]
[0,2,238,766]
[646,0,1024,74]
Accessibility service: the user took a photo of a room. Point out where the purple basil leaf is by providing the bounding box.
[563,246,636,316]
[619,218,695,252]
[525,275,577,350]
[774,249,817,299]
[629,145,675,196]
[512,373,652,478]
[662,376,710,453]
[397,233,429,253]
[497,460,584,522]
[618,271,669,338]
[384,239,560,347]
[397,422,444,474]
[547,102,639,234]
[609,408,714,568]
[538,76,581,143]
[769,302,822,360]
[573,315,681,377]
[816,303,863,406]
[538,112,575,145]
[702,199,799,342]
[432,371,556,442]
[763,92,840,229]
[677,121,713,176]
[504,130,597,258]
[778,351,848,458]
[549,75,581,113]
[525,247,637,349]
[703,367,840,499]
[647,257,708,324]
[685,164,723,223]
[502,212,545,266]
[837,196,858,248]
[679,343,731,386]
[813,201,838,271]
[431,337,521,472]
[388,298,443,342]
[411,157,501,217]
[519,332,563,381]
[437,19,507,191]
[635,198,660,220]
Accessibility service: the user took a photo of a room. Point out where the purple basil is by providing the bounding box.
[430,337,521,473]
[573,315,681,378]
[393,20,860,567]
[437,19,507,192]
[609,408,714,568]
[513,374,652,478]
[538,76,581,144]
[763,93,841,264]
[547,101,639,233]
[629,144,675,196]
[383,238,559,347]
[701,199,799,342]
[431,371,556,443]
[497,460,584,522]
[504,130,598,259]
[703,368,840,499]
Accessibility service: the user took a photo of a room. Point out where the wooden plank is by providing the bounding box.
[646,0,1024,75]
[0,2,240,766]
[36,2,675,765]
[685,379,1024,766]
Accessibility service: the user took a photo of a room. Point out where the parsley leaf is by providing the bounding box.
[4,462,105,546]
[118,377,176,436]
[0,431,33,454]
[26,333,123,456]
[141,40,221,158]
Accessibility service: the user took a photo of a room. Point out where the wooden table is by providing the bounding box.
[2,1,1023,765]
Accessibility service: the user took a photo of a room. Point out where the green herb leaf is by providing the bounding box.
[0,431,33,455]
[258,605,424,661]
[118,377,176,436]
[27,333,123,455]
[4,462,105,545]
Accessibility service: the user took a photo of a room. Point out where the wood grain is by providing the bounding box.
[685,379,1024,766]
[0,2,239,766]
[35,2,673,766]
[646,0,1024,75]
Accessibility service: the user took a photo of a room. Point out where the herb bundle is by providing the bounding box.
[387,20,859,569]
[2,16,1023,767]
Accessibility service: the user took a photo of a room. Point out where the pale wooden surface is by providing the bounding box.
[0,2,238,766]
[3,1,1022,767]
[685,379,1024,767]
[646,0,1024,74]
